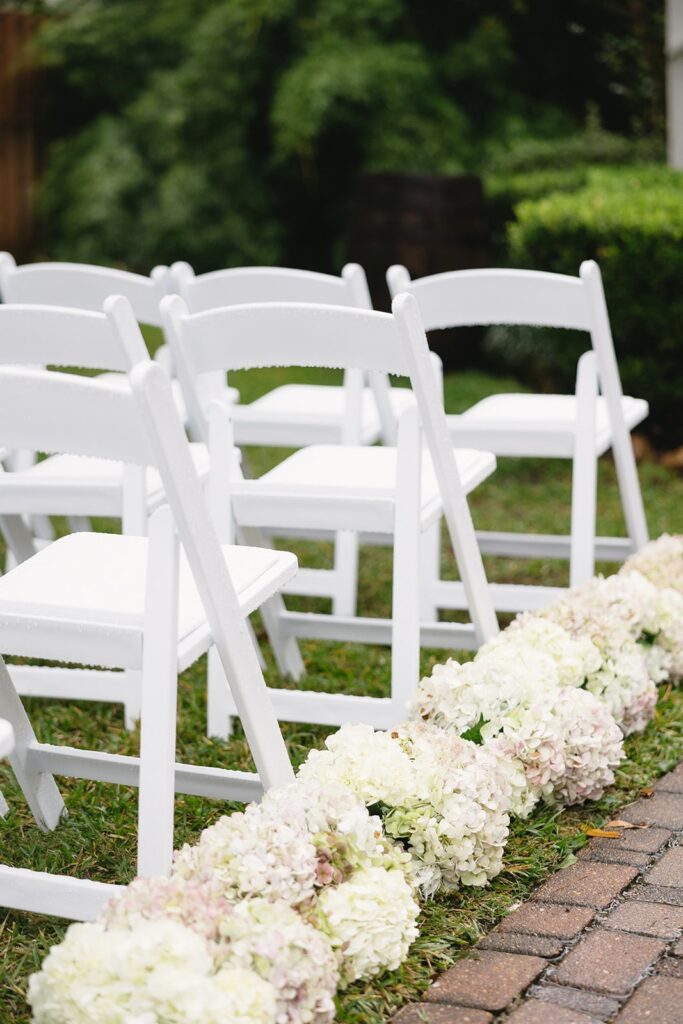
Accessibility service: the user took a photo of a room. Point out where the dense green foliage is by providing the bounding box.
[485,165,683,447]
[32,0,665,271]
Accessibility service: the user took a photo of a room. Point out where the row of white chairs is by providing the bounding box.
[0,255,649,923]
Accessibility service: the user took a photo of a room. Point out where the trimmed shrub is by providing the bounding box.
[494,165,683,448]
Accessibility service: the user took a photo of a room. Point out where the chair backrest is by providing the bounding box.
[163,293,499,640]
[129,360,293,787]
[0,297,149,372]
[170,261,398,444]
[0,253,170,328]
[387,260,628,433]
[171,261,372,312]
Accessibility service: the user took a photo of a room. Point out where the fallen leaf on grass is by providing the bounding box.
[584,828,621,839]
[604,820,649,830]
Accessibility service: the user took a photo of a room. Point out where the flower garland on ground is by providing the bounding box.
[27,536,683,1024]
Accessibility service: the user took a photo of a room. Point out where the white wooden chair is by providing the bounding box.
[0,301,295,727]
[0,361,297,921]
[170,262,418,621]
[387,261,649,615]
[170,262,415,448]
[164,292,499,738]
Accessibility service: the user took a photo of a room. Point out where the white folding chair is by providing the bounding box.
[0,361,297,921]
[170,262,419,620]
[387,261,649,615]
[0,254,240,551]
[164,292,499,738]
[0,301,294,727]
[170,262,416,448]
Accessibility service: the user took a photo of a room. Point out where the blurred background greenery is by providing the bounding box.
[5,0,683,444]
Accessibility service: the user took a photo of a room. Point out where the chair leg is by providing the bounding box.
[419,518,441,621]
[332,530,359,617]
[570,352,599,587]
[137,507,180,879]
[0,656,65,832]
[390,408,422,717]
[0,791,8,817]
[0,514,35,564]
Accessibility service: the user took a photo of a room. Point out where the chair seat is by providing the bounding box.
[230,384,416,446]
[0,533,297,668]
[0,444,210,517]
[231,445,495,532]
[450,393,648,457]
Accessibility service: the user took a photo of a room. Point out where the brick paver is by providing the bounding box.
[620,792,683,829]
[603,899,683,938]
[477,932,563,958]
[530,861,638,908]
[391,763,683,1024]
[615,975,683,1022]
[549,928,665,995]
[504,1000,597,1023]
[495,902,594,939]
[392,1006,493,1024]
[424,951,545,1012]
[526,983,621,1018]
[588,826,671,854]
[644,844,683,887]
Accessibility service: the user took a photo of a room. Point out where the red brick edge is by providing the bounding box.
[392,764,683,1024]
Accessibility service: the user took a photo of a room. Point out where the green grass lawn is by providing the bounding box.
[1,359,682,1021]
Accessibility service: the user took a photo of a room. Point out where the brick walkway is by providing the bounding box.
[392,763,683,1024]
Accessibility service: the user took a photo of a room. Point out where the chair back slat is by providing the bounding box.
[0,367,154,466]
[173,263,361,312]
[165,300,409,377]
[389,267,592,332]
[0,302,146,371]
[0,255,168,327]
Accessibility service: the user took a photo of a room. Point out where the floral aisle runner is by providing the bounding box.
[27,535,683,1024]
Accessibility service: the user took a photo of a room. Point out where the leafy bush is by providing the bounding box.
[484,130,664,256]
[33,0,666,273]
[491,165,683,447]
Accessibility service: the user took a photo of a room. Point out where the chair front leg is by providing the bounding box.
[570,351,599,587]
[137,505,180,878]
[0,655,65,831]
[332,529,359,617]
[390,407,422,716]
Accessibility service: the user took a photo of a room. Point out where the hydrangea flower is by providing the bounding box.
[310,867,419,986]
[173,779,406,906]
[479,615,602,689]
[27,920,277,1024]
[622,534,683,596]
[103,875,234,943]
[412,642,625,811]
[217,898,338,1024]
[298,721,513,896]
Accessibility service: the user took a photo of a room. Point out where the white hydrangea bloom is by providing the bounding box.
[541,578,659,733]
[311,867,419,985]
[479,615,602,688]
[217,898,338,1024]
[550,687,625,806]
[27,920,277,1024]
[621,534,683,596]
[172,802,319,907]
[298,721,512,896]
[412,652,568,813]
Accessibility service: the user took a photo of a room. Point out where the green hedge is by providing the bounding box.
[496,165,683,448]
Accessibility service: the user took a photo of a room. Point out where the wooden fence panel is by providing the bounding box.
[0,10,41,260]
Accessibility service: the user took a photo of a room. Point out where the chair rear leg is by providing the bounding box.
[0,656,65,831]
[137,507,179,878]
[332,529,359,617]
[419,518,441,621]
[570,352,599,587]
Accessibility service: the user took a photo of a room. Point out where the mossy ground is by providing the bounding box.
[1,352,681,1021]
